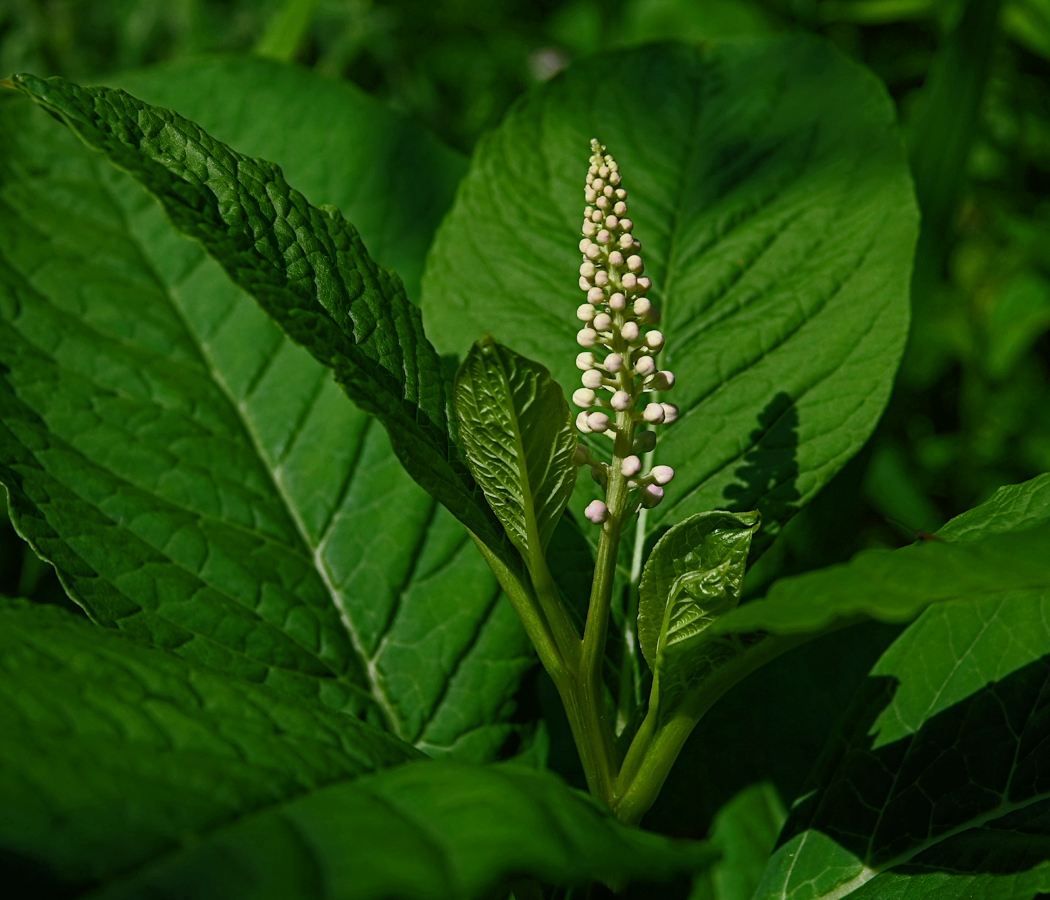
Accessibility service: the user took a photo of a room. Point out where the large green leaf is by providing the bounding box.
[0,598,417,894]
[420,36,918,555]
[7,67,507,556]
[0,62,532,759]
[752,578,1050,900]
[454,338,577,561]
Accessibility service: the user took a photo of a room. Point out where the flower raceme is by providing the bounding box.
[573,140,678,525]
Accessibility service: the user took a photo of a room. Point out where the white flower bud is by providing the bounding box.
[598,165,609,178]
[577,328,597,347]
[585,189,597,203]
[604,215,618,229]
[633,298,651,317]
[573,388,596,408]
[586,244,601,260]
[650,370,675,391]
[622,273,638,289]
[587,411,611,432]
[577,304,596,322]
[581,368,604,389]
[610,172,622,186]
[582,221,596,237]
[635,356,656,376]
[594,270,609,287]
[615,187,626,198]
[573,445,590,465]
[596,230,611,244]
[640,484,664,508]
[593,177,605,190]
[596,196,609,210]
[651,465,675,485]
[610,390,631,411]
[633,431,656,453]
[604,353,624,373]
[621,455,642,476]
[576,411,592,433]
[637,276,651,292]
[661,403,679,424]
[588,165,598,176]
[593,312,612,332]
[608,251,625,267]
[579,238,593,253]
[587,286,605,304]
[620,218,633,232]
[627,255,644,273]
[579,276,592,291]
[580,261,596,278]
[644,330,665,352]
[585,499,609,524]
[621,321,640,342]
[609,293,626,311]
[576,351,595,370]
[643,402,665,424]
[591,210,603,223]
[585,205,594,216]
[604,185,614,197]
[613,201,627,216]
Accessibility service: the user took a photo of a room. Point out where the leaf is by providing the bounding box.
[0,65,532,759]
[0,598,418,892]
[935,472,1050,542]
[8,68,508,557]
[637,510,759,674]
[689,783,787,900]
[454,338,577,562]
[94,761,715,900]
[752,571,1050,900]
[420,36,918,556]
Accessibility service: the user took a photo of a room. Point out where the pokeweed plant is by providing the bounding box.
[0,34,1048,900]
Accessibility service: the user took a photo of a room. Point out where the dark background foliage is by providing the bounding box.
[3,0,1049,849]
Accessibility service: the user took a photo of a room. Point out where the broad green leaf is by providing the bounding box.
[93,761,714,900]
[0,65,532,759]
[711,523,1050,636]
[752,575,1050,900]
[689,783,787,900]
[8,69,508,557]
[454,338,577,561]
[637,510,759,673]
[0,598,417,892]
[420,36,918,556]
[936,472,1050,542]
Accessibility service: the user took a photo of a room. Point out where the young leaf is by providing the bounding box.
[752,576,1050,900]
[0,598,418,890]
[0,76,532,758]
[421,36,918,555]
[935,471,1050,542]
[637,510,760,674]
[454,337,577,562]
[7,69,508,558]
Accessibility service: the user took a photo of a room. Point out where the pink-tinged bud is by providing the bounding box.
[645,330,665,352]
[613,202,627,217]
[615,187,626,198]
[651,465,674,485]
[579,239,593,253]
[605,215,618,229]
[586,244,601,260]
[580,262,596,278]
[603,185,613,197]
[594,270,609,287]
[619,233,634,250]
[585,499,609,524]
[593,312,612,331]
[610,172,622,186]
[609,251,625,267]
[622,455,642,477]
[633,431,656,453]
[573,445,589,465]
[661,403,679,424]
[577,304,596,322]
[585,205,594,216]
[635,356,656,376]
[596,230,611,244]
[591,210,603,223]
[596,196,609,210]
[620,218,633,232]
[587,286,605,304]
[577,328,597,347]
[637,276,651,292]
[587,411,611,432]
[579,276,592,291]
[604,353,624,373]
[621,321,640,342]
[572,388,596,408]
[609,293,626,311]
[640,484,664,508]
[593,177,605,190]
[622,273,638,289]
[610,390,631,411]
[627,255,644,273]
[576,411,592,433]
[643,402,665,424]
[585,189,597,204]
[633,298,651,317]
[598,165,609,178]
[581,368,604,389]
[650,370,675,391]
[576,351,595,370]
[582,221,596,237]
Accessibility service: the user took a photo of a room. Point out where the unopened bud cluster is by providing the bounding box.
[572,139,678,525]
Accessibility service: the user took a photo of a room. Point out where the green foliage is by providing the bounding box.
[454,338,577,560]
